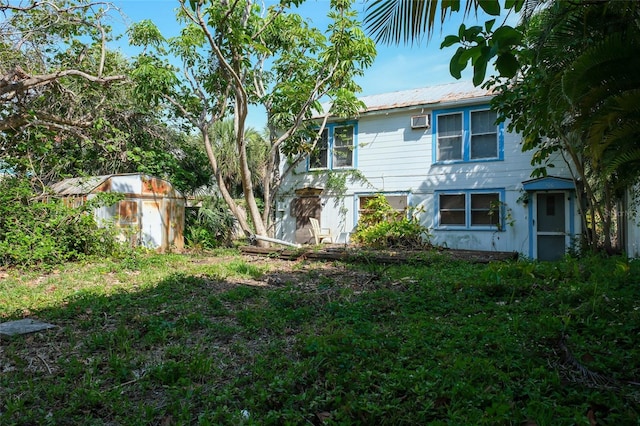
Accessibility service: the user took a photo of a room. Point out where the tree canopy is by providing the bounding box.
[129,0,376,241]
[0,0,211,193]
[364,0,529,85]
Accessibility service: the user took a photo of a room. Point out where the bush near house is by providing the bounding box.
[352,194,431,249]
[0,177,121,268]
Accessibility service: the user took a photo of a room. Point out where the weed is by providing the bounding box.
[0,253,638,425]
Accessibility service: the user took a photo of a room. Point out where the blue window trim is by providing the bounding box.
[307,121,358,171]
[435,188,506,231]
[432,105,504,164]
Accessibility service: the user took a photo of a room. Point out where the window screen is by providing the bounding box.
[333,125,354,168]
[439,194,465,225]
[470,110,498,159]
[309,129,328,169]
[470,193,499,226]
[437,113,463,161]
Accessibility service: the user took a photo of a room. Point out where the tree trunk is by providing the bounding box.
[202,128,251,235]
[234,88,269,246]
[602,182,614,253]
[261,138,280,236]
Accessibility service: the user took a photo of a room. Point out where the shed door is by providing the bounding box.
[536,193,566,261]
[141,200,163,249]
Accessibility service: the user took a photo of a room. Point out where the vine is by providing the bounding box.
[489,200,515,232]
[323,170,371,226]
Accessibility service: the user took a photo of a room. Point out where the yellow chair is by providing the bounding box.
[309,217,333,244]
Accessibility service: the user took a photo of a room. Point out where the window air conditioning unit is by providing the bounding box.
[411,114,430,129]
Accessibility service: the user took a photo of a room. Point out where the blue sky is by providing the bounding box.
[111,0,516,129]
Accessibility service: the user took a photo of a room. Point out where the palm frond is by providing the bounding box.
[562,34,640,106]
[603,148,640,178]
[363,0,443,45]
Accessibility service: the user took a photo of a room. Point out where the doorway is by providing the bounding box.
[291,187,324,244]
[536,192,566,261]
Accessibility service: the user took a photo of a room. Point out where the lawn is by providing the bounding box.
[0,249,638,425]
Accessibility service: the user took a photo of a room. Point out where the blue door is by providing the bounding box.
[536,192,566,261]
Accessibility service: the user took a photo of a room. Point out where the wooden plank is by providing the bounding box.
[240,246,517,264]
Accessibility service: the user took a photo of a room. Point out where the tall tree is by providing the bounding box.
[490,1,640,252]
[130,0,375,243]
[0,1,210,193]
[209,119,268,200]
[0,1,126,135]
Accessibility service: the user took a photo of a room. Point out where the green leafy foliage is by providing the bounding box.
[0,177,121,268]
[1,2,209,193]
[364,0,525,84]
[185,195,237,250]
[128,0,376,238]
[489,0,640,253]
[442,20,523,85]
[0,252,638,424]
[352,194,431,249]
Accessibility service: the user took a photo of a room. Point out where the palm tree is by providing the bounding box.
[209,119,269,199]
[363,0,543,44]
[363,0,452,44]
[363,0,542,84]
[492,0,640,252]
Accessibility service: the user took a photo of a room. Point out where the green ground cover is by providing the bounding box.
[0,250,638,425]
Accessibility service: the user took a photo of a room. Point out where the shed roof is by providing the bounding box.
[50,173,181,197]
[315,81,493,119]
[50,174,111,196]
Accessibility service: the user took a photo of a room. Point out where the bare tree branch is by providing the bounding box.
[0,66,125,99]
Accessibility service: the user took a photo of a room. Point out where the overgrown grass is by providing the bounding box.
[0,251,638,425]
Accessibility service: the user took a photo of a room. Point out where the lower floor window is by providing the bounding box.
[358,194,408,222]
[438,191,502,228]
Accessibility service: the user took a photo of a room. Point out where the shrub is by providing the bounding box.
[185,195,236,249]
[351,194,431,249]
[0,177,120,268]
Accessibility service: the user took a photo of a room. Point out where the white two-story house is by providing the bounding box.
[275,81,582,260]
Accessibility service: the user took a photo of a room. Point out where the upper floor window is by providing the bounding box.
[437,190,503,229]
[310,130,329,169]
[436,113,463,161]
[471,110,498,159]
[309,123,356,170]
[433,107,503,163]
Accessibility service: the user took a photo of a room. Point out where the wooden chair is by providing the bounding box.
[309,217,333,244]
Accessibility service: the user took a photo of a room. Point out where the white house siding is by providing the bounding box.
[625,189,640,257]
[627,216,640,257]
[276,83,576,256]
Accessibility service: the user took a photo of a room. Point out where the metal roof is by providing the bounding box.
[50,175,112,196]
[316,81,493,118]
